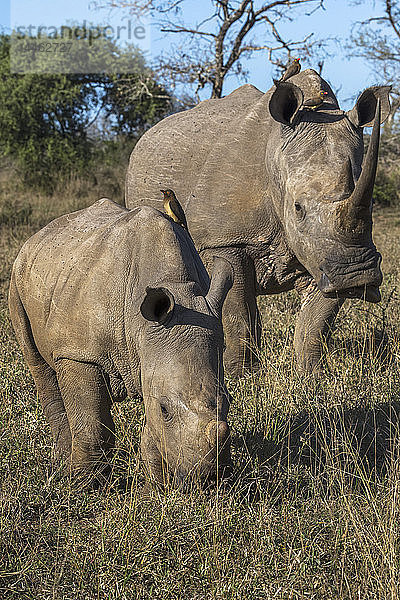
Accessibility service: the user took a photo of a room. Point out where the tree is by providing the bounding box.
[0,34,171,189]
[95,0,328,101]
[349,1,400,207]
[349,0,400,125]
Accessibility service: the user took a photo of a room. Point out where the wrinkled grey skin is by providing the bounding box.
[126,69,391,375]
[9,199,233,484]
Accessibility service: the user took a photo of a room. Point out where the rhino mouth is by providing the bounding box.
[171,460,232,490]
[321,283,381,303]
[168,440,232,487]
[318,248,382,303]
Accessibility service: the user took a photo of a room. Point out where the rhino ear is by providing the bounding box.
[140,287,175,324]
[269,82,304,126]
[347,85,392,127]
[206,257,234,318]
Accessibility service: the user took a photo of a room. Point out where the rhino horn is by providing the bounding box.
[205,419,231,446]
[347,99,381,210]
[206,257,234,318]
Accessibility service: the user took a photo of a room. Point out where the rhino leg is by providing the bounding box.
[201,248,261,377]
[8,277,71,457]
[55,359,115,478]
[31,362,72,458]
[294,279,344,373]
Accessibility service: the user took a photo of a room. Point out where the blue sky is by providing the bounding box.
[0,0,385,108]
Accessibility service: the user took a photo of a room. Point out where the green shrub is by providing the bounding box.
[0,198,32,226]
[373,168,400,207]
[0,35,171,192]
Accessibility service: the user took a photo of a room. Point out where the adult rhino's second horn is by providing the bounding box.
[348,99,381,210]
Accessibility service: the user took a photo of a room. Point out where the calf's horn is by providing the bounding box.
[205,419,230,446]
[205,257,234,318]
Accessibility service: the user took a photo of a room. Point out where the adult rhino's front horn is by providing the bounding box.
[348,98,381,213]
[337,96,383,239]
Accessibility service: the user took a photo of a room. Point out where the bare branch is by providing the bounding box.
[215,0,230,21]
[99,0,327,99]
[386,0,400,40]
[160,26,216,38]
[348,0,400,132]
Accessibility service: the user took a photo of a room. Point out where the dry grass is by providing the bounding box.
[1,177,400,599]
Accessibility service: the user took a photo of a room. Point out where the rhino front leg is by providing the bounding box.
[201,248,261,377]
[55,359,115,478]
[294,279,344,373]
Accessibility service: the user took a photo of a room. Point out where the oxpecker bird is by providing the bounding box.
[303,90,328,110]
[274,58,301,85]
[161,189,188,230]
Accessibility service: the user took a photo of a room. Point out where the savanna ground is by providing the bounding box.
[1,166,400,600]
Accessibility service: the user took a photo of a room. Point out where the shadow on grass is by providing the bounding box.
[91,396,400,500]
[332,329,390,369]
[231,399,400,502]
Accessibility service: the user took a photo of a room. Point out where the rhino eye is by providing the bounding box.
[160,398,173,422]
[295,202,306,221]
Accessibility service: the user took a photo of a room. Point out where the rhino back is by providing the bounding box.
[12,199,209,369]
[126,84,273,248]
[126,71,342,250]
[127,84,262,203]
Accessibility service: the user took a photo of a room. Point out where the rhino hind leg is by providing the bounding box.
[31,362,72,458]
[202,248,261,377]
[55,359,115,480]
[294,279,344,373]
[8,275,72,457]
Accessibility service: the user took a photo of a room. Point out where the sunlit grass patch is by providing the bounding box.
[1,188,400,598]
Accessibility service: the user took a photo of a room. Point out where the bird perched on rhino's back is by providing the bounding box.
[161,188,188,230]
[303,90,328,110]
[274,58,301,85]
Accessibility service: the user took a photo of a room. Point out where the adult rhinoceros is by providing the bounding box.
[125,69,391,375]
[9,199,233,485]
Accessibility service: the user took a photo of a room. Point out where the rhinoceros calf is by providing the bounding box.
[9,199,233,484]
[125,69,391,375]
